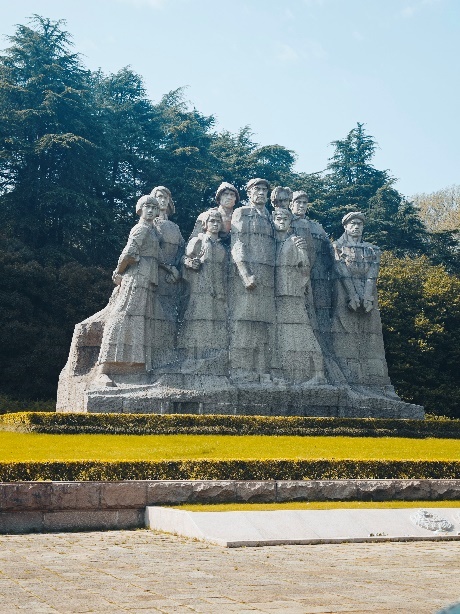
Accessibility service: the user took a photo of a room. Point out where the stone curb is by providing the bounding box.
[1,479,460,533]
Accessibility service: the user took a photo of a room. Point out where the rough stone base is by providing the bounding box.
[66,381,424,419]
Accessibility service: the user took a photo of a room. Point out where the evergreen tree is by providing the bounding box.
[0,15,103,260]
[315,123,428,253]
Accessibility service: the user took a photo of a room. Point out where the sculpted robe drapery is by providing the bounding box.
[178,233,229,373]
[331,234,391,388]
[230,205,276,379]
[98,221,159,369]
[275,234,325,383]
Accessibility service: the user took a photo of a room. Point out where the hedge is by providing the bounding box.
[1,459,460,482]
[1,412,460,438]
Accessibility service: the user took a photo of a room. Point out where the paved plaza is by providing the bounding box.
[0,530,459,613]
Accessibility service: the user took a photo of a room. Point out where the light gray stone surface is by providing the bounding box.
[57,183,423,419]
[3,480,460,535]
[146,507,460,547]
[1,531,459,613]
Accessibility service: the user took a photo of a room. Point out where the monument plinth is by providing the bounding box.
[56,181,424,419]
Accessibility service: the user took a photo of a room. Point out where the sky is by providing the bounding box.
[1,0,459,198]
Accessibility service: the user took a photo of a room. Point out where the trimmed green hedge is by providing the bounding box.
[1,459,460,482]
[1,412,460,438]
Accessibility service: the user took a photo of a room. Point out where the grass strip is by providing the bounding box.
[1,412,460,438]
[1,433,460,461]
[172,501,460,512]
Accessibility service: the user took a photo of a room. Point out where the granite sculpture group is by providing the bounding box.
[57,180,424,418]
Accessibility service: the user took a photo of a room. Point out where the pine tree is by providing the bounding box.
[0,15,104,259]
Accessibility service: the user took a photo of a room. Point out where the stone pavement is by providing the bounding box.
[0,530,459,613]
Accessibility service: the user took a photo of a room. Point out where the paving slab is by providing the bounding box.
[145,506,460,547]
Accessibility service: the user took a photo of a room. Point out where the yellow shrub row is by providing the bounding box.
[1,459,459,482]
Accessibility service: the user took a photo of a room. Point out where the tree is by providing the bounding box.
[315,123,428,254]
[0,15,103,260]
[378,253,460,417]
[412,185,460,232]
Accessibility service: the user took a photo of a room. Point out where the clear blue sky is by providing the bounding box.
[2,0,459,198]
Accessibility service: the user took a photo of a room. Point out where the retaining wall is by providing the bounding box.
[1,479,460,534]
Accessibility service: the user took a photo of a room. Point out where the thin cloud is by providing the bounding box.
[275,43,299,62]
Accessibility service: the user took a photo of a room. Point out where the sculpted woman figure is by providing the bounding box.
[178,208,229,373]
[150,185,185,369]
[272,207,325,384]
[97,195,161,386]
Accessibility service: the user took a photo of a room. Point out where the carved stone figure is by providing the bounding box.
[190,182,239,243]
[178,209,229,373]
[270,186,293,210]
[331,212,392,390]
[230,178,276,382]
[97,195,161,385]
[273,208,325,384]
[56,180,424,419]
[150,186,184,369]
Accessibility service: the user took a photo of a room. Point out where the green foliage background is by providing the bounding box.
[0,16,459,416]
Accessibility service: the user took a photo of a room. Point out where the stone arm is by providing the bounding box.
[332,243,360,311]
[230,209,256,289]
[363,247,381,312]
[293,237,311,284]
[182,236,203,271]
[112,225,144,284]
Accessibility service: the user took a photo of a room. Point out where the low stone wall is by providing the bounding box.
[1,479,460,534]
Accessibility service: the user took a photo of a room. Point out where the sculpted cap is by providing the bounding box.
[246,178,269,191]
[292,190,308,202]
[215,182,240,204]
[342,211,365,226]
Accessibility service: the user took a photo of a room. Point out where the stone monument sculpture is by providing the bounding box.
[149,186,184,370]
[191,182,239,242]
[272,207,325,384]
[331,212,392,392]
[178,208,229,374]
[230,178,276,383]
[270,186,293,210]
[57,180,423,419]
[97,195,161,385]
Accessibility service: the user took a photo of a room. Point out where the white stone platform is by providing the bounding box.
[145,506,460,547]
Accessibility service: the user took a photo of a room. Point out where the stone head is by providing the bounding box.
[150,186,175,216]
[246,178,269,207]
[272,207,293,232]
[290,191,309,217]
[342,211,365,241]
[136,195,160,221]
[201,208,223,234]
[271,186,293,209]
[215,182,240,211]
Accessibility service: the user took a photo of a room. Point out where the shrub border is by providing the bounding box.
[1,412,460,438]
[1,459,460,482]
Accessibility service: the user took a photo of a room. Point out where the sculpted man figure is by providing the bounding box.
[272,208,325,384]
[270,186,293,210]
[331,211,392,390]
[178,208,229,373]
[230,178,276,383]
[190,182,239,242]
[97,195,161,386]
